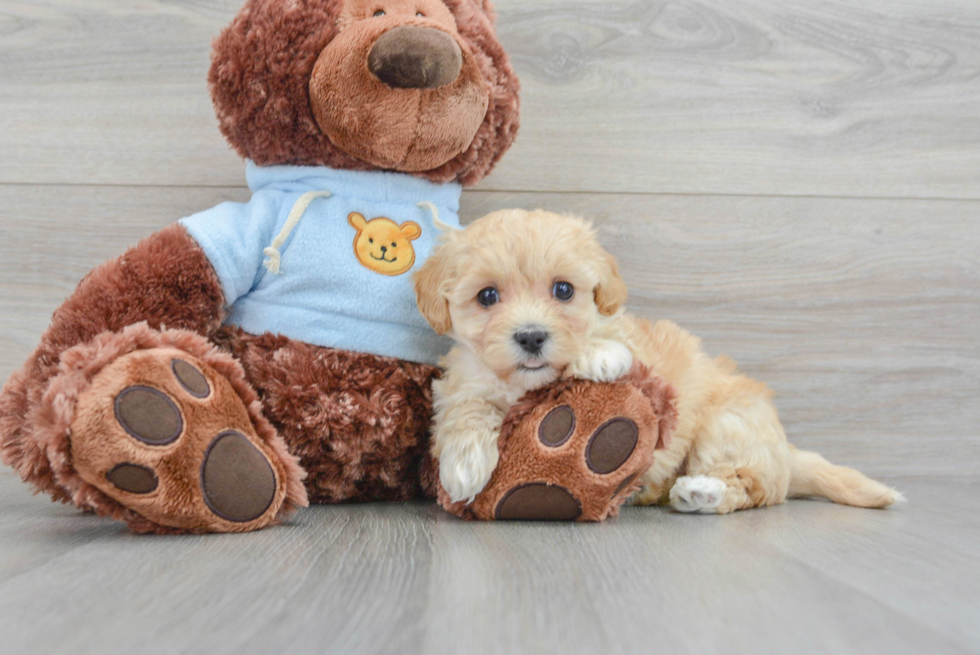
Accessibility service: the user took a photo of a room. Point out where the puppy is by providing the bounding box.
[414,209,904,513]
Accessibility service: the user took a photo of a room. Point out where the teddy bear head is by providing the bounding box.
[209,0,520,186]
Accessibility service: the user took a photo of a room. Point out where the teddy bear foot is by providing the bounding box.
[439,365,678,522]
[493,413,642,521]
[69,347,294,533]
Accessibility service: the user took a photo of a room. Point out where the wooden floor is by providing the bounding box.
[1,1,978,653]
[1,472,978,655]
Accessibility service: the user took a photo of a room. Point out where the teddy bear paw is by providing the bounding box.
[440,368,676,522]
[492,409,645,520]
[70,348,289,532]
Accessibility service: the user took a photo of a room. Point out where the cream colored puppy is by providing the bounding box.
[414,209,904,512]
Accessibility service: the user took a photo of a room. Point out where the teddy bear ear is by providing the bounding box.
[478,0,498,23]
[400,221,422,241]
[348,212,367,230]
[448,0,498,25]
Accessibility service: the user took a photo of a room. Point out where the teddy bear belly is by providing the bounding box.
[213,325,439,503]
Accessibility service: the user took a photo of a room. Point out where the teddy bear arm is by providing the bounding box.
[0,224,225,480]
[43,224,225,356]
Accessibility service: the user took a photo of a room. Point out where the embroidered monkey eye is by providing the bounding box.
[374,9,385,17]
[552,281,574,301]
[477,287,499,307]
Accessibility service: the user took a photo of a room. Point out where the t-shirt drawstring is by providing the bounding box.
[263,190,333,274]
[417,200,459,232]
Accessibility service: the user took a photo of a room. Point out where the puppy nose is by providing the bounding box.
[514,329,549,355]
[368,26,463,89]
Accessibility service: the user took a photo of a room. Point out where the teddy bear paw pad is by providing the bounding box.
[114,386,184,444]
[70,348,285,532]
[201,431,277,522]
[106,463,159,494]
[495,483,582,520]
[585,418,638,474]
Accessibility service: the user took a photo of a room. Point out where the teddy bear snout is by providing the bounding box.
[368,25,462,89]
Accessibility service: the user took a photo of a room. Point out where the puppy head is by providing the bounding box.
[414,209,628,388]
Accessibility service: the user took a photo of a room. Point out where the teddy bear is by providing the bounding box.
[0,0,676,533]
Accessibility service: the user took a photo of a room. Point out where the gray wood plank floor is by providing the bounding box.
[1,0,978,653]
[1,471,977,655]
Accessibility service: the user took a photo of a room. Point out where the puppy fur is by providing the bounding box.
[414,209,905,513]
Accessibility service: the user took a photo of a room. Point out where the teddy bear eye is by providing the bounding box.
[477,287,499,308]
[552,281,574,302]
[391,241,397,247]
[373,9,385,17]
[369,238,374,243]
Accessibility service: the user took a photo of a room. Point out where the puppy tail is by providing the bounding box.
[788,447,906,508]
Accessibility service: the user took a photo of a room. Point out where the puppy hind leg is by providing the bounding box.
[671,395,793,515]
[669,474,730,513]
[669,467,781,515]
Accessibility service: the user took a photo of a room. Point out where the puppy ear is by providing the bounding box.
[413,242,454,335]
[348,212,367,231]
[400,221,422,241]
[594,251,628,316]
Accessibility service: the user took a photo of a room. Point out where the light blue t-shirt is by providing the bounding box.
[180,162,461,366]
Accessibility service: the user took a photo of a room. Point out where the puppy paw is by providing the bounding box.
[439,439,500,504]
[669,475,727,513]
[568,340,633,383]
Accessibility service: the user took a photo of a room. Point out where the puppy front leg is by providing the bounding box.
[566,338,634,383]
[433,398,505,504]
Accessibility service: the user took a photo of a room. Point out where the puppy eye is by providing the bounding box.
[552,281,574,302]
[373,10,385,17]
[477,287,499,308]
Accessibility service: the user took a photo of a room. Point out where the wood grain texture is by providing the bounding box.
[2,184,976,478]
[2,0,980,198]
[0,470,976,655]
[491,0,980,197]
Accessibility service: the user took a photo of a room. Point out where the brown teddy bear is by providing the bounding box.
[0,0,675,533]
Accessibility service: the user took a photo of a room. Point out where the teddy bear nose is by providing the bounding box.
[368,26,463,89]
